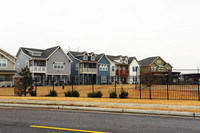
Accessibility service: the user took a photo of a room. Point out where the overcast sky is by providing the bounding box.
[0,0,200,69]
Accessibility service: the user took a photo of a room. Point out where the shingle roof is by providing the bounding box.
[68,51,108,63]
[95,54,104,61]
[139,56,159,66]
[106,55,122,61]
[128,57,136,64]
[20,46,59,59]
[69,51,87,57]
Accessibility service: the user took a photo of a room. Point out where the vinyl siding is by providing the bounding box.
[46,48,71,75]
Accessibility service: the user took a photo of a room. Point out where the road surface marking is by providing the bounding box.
[30,125,109,133]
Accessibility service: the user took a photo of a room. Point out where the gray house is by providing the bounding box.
[0,49,16,87]
[16,46,71,86]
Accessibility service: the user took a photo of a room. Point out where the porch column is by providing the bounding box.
[32,60,34,79]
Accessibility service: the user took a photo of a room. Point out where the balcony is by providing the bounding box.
[80,68,97,74]
[30,66,46,73]
[116,70,129,76]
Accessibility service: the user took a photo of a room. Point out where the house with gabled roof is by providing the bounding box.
[107,55,140,84]
[67,51,110,85]
[0,49,16,87]
[139,56,173,74]
[16,46,71,86]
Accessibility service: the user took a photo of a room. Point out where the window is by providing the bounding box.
[75,63,79,71]
[83,55,88,60]
[91,56,95,61]
[53,76,57,83]
[157,60,161,64]
[99,64,108,71]
[0,76,4,81]
[112,66,114,72]
[111,77,114,82]
[132,66,138,72]
[0,59,7,68]
[53,62,65,70]
[101,76,107,83]
[154,67,157,72]
[151,67,154,72]
[34,76,41,84]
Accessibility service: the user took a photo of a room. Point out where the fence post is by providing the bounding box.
[71,76,74,93]
[198,74,200,101]
[167,74,169,100]
[115,76,117,94]
[92,76,94,94]
[140,75,141,99]
[35,78,37,96]
[52,78,54,92]
[149,86,151,100]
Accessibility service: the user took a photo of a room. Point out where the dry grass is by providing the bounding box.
[100,105,200,113]
[1,96,200,106]
[0,84,199,100]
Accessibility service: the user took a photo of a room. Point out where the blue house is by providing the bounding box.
[67,51,110,85]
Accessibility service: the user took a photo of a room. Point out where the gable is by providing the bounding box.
[154,57,166,66]
[98,55,110,64]
[49,48,71,62]
[0,52,16,64]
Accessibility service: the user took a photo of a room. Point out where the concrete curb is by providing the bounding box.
[0,103,199,118]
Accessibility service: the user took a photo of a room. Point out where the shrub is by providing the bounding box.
[88,91,102,98]
[72,90,80,97]
[65,90,72,97]
[7,85,11,87]
[65,90,80,97]
[119,86,128,98]
[109,92,117,98]
[88,92,95,97]
[95,91,102,98]
[29,90,36,96]
[46,90,57,97]
[1,85,5,87]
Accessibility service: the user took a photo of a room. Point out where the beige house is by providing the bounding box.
[139,56,172,74]
[0,49,16,87]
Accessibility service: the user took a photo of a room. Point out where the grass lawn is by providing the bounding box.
[0,84,199,100]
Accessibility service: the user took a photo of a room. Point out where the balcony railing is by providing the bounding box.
[30,66,46,73]
[116,70,129,75]
[80,68,97,74]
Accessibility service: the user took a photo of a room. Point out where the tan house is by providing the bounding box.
[0,49,16,87]
[139,56,172,74]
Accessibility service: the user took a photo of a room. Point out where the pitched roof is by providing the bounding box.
[20,46,59,59]
[95,54,103,61]
[69,51,86,57]
[128,57,136,64]
[0,48,16,59]
[106,55,122,61]
[139,56,159,66]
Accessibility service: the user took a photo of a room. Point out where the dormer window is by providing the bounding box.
[32,52,42,56]
[125,59,128,64]
[26,49,42,57]
[91,56,95,61]
[83,55,88,60]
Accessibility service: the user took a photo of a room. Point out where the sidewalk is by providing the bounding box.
[0,98,200,117]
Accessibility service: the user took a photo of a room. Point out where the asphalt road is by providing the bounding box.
[0,107,200,133]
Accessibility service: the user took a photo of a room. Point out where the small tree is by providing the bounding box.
[18,66,34,96]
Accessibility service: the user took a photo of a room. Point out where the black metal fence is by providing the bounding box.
[32,71,200,101]
[1,69,200,101]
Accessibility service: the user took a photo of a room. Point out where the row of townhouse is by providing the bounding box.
[0,46,174,87]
